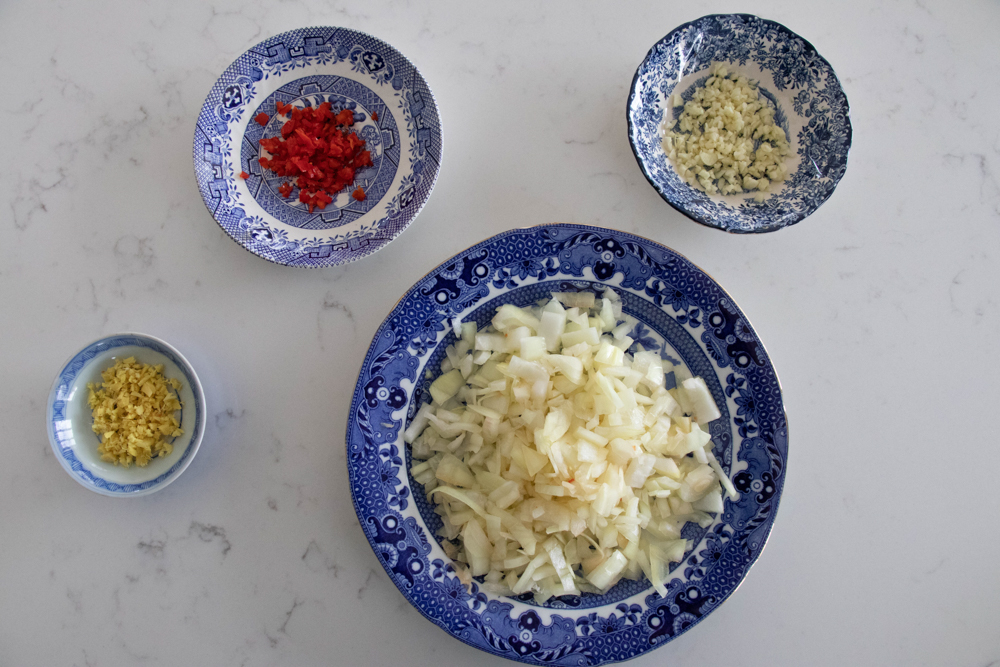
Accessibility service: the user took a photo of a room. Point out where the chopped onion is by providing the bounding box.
[408,291,729,600]
[682,377,722,424]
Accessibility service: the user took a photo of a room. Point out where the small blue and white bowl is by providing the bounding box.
[47,333,207,497]
[628,14,852,233]
[194,26,442,267]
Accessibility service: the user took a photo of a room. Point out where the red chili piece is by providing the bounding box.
[254,112,270,127]
[372,111,378,121]
[257,102,373,213]
[239,171,249,179]
[352,187,366,201]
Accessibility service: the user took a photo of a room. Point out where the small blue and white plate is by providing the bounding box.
[193,26,442,267]
[628,14,851,233]
[347,224,788,664]
[47,333,206,497]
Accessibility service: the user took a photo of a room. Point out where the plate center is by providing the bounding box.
[241,75,400,230]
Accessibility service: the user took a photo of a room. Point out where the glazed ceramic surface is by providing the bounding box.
[347,224,787,664]
[628,14,851,233]
[194,26,442,266]
[47,333,207,497]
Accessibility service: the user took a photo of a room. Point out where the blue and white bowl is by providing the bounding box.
[628,14,851,233]
[194,26,442,267]
[346,224,788,664]
[47,333,206,497]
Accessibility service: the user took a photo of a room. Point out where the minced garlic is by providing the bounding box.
[87,357,183,467]
[662,63,791,202]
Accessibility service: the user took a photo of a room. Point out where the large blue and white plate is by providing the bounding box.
[47,333,207,497]
[628,14,851,233]
[347,224,788,664]
[194,27,442,267]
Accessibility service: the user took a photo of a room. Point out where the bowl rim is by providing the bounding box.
[346,222,790,664]
[192,24,443,268]
[46,332,207,498]
[626,13,853,233]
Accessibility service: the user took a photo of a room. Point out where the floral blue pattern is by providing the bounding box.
[346,224,789,664]
[193,26,442,267]
[627,14,851,233]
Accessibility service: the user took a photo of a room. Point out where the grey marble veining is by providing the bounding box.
[1,0,999,665]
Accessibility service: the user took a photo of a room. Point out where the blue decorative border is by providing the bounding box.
[627,14,851,233]
[346,224,788,664]
[193,26,442,267]
[48,335,205,496]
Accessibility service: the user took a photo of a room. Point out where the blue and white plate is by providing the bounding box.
[193,27,442,267]
[346,224,788,664]
[628,14,851,233]
[47,333,207,497]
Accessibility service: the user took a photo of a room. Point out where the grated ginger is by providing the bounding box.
[87,357,183,467]
[662,63,791,201]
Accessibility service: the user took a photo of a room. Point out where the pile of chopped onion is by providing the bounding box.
[405,289,737,603]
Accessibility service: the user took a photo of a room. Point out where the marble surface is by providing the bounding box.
[2,0,998,665]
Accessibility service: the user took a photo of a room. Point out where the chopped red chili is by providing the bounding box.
[254,112,270,127]
[371,111,378,121]
[352,187,366,201]
[257,101,373,213]
[239,171,249,179]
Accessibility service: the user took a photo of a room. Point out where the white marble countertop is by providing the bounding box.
[3,1,999,665]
